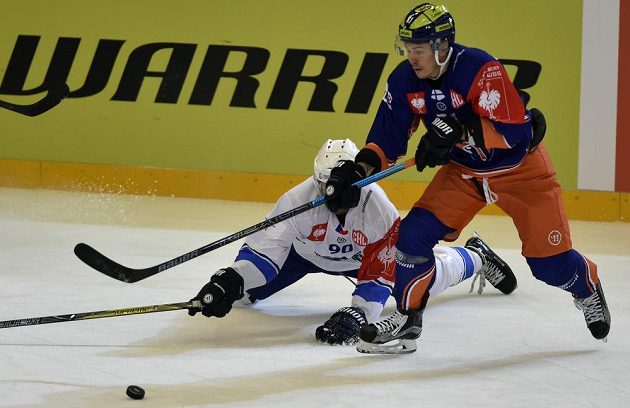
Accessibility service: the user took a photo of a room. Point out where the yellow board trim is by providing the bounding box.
[0,159,627,222]
[621,193,630,222]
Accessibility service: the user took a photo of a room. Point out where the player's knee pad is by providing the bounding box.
[526,249,592,296]
[397,207,454,259]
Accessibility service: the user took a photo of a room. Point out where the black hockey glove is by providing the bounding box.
[188,267,244,318]
[415,116,463,172]
[315,307,367,345]
[324,160,366,212]
[529,108,546,151]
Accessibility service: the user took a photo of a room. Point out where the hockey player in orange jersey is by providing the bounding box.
[323,3,610,354]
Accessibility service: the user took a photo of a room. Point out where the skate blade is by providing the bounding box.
[356,339,417,354]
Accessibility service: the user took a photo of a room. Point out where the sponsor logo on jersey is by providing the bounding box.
[407,92,426,114]
[352,230,368,246]
[307,223,327,241]
[450,90,465,109]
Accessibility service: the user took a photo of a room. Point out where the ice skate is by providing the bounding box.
[574,282,611,342]
[466,235,517,295]
[356,309,423,354]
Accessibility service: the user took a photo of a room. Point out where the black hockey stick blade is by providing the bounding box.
[0,301,194,329]
[75,158,416,283]
[0,82,70,116]
[73,198,319,284]
[74,243,154,283]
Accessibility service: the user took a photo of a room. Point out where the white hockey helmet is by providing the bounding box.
[313,139,359,183]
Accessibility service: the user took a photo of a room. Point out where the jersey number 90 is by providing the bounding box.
[329,244,353,254]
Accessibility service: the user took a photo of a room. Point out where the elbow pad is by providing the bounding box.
[355,148,382,173]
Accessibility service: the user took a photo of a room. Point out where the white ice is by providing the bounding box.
[0,187,628,408]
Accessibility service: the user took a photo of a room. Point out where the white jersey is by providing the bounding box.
[232,177,400,322]
[293,179,398,270]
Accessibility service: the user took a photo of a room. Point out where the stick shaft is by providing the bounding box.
[0,302,193,329]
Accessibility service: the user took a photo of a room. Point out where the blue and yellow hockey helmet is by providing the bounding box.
[396,3,455,55]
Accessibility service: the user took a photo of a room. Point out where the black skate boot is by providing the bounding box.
[574,282,611,341]
[465,235,517,295]
[356,309,423,354]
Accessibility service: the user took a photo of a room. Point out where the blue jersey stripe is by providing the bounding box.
[235,244,280,283]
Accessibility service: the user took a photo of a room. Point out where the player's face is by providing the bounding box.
[405,42,439,79]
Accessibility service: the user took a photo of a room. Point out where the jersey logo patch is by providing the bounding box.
[479,83,502,119]
[307,223,327,241]
[352,230,368,246]
[450,90,465,109]
[477,64,511,120]
[407,92,426,114]
[377,246,396,277]
[430,89,446,101]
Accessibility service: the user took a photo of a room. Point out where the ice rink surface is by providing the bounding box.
[0,187,628,408]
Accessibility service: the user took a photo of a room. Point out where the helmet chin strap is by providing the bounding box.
[429,46,453,80]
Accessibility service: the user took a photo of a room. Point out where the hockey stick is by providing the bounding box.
[0,301,198,329]
[0,82,70,116]
[75,157,416,283]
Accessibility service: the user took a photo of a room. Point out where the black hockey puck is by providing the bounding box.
[126,385,145,400]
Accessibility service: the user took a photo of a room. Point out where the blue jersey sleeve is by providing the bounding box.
[366,62,419,164]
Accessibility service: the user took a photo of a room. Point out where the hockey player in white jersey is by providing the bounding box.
[188,139,517,348]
